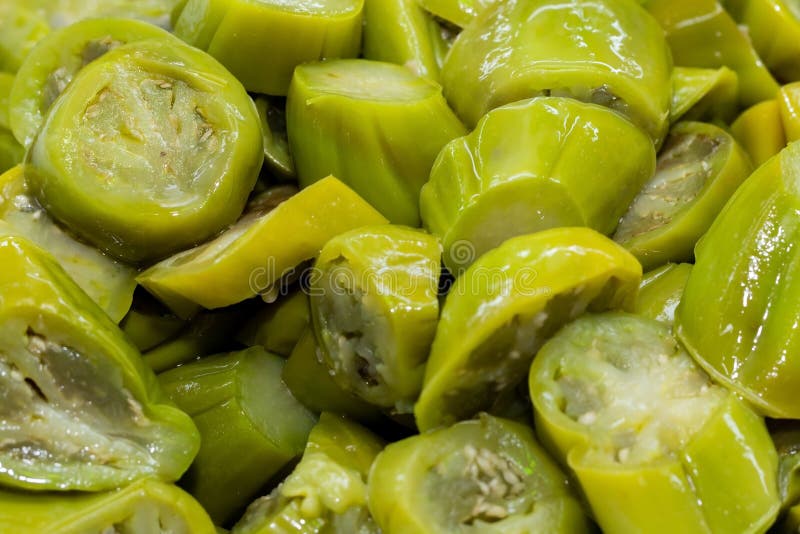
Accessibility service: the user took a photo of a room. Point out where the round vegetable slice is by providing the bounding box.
[634,263,692,325]
[25,37,263,264]
[669,66,739,123]
[530,312,780,534]
[731,99,787,166]
[287,59,466,226]
[613,121,752,270]
[368,414,590,534]
[414,227,641,432]
[421,97,655,274]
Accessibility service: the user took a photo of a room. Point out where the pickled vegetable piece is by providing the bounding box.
[175,0,363,95]
[368,414,589,534]
[635,263,692,325]
[614,121,752,270]
[769,420,800,510]
[287,59,466,226]
[670,66,739,123]
[0,5,50,73]
[779,81,800,141]
[121,299,185,352]
[25,37,263,263]
[233,413,383,534]
[159,347,317,524]
[237,290,309,357]
[416,0,495,27]
[0,478,215,534]
[310,225,441,412]
[254,96,294,179]
[441,0,672,143]
[0,72,13,130]
[530,312,780,533]
[138,178,387,315]
[421,97,655,274]
[676,141,800,418]
[781,504,800,534]
[414,227,641,432]
[0,234,199,491]
[0,130,23,175]
[23,0,182,29]
[9,17,175,148]
[731,99,787,166]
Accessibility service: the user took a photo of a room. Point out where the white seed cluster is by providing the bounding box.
[462,445,526,523]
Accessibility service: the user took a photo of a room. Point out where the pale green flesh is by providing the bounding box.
[299,60,436,102]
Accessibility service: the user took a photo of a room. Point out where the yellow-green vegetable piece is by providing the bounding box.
[138,178,388,317]
[614,121,753,271]
[778,81,800,141]
[0,4,50,73]
[670,66,739,123]
[0,478,215,534]
[233,413,384,534]
[0,72,14,130]
[731,99,787,166]
[254,95,294,179]
[368,413,590,534]
[0,166,137,323]
[769,420,800,511]
[414,227,641,432]
[415,0,495,27]
[174,0,364,95]
[237,290,309,357]
[530,312,780,534]
[421,96,655,274]
[635,263,692,325]
[287,59,466,226]
[676,141,800,419]
[441,0,672,143]
[0,129,23,175]
[22,0,183,29]
[121,303,185,353]
[159,346,317,525]
[0,233,199,491]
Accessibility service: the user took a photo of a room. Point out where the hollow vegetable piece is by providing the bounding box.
[421,97,655,274]
[0,233,199,491]
[414,227,641,432]
[159,346,317,525]
[731,99,786,166]
[25,37,263,264]
[530,312,780,534]
[634,263,692,325]
[670,66,739,123]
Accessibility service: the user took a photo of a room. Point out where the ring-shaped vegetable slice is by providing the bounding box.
[634,263,692,325]
[670,66,739,123]
[731,99,787,166]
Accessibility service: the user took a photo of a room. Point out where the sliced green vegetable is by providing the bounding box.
[254,96,294,179]
[669,66,739,123]
[634,263,692,325]
[778,81,800,142]
[121,297,186,352]
[0,129,23,175]
[731,99,786,166]
[0,72,14,130]
[237,290,309,357]
[0,5,50,73]
[769,420,800,511]
[415,0,495,27]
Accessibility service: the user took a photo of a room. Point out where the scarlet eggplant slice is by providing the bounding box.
[0,234,199,491]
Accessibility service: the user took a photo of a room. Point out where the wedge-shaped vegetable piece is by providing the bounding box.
[614,121,752,270]
[0,478,215,534]
[670,66,739,123]
[233,413,383,534]
[25,37,263,264]
[175,0,363,95]
[414,227,641,432]
[731,99,786,166]
[635,263,692,325]
[442,0,671,143]
[9,17,174,148]
[159,346,317,525]
[254,96,294,179]
[288,59,465,226]
[139,178,387,316]
[237,290,309,357]
[310,225,441,412]
[0,5,50,73]
[0,234,199,491]
[0,166,136,323]
[676,141,800,418]
[369,413,589,534]
[416,0,496,27]
[530,312,780,534]
[421,97,655,274]
[778,82,800,142]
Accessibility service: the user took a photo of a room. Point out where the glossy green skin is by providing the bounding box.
[9,17,175,148]
[670,66,739,123]
[731,99,787,166]
[238,290,309,357]
[634,263,692,325]
[26,37,263,264]
[414,227,642,432]
[368,414,589,534]
[159,347,317,525]
[0,478,216,534]
[234,413,384,534]
[0,72,13,130]
[0,233,199,491]
[421,97,655,274]
[254,96,295,179]
[769,421,800,511]
[614,121,753,271]
[529,313,780,534]
[287,59,466,226]
[416,0,495,26]
[175,0,363,95]
[311,225,441,412]
[121,307,185,352]
[676,141,800,418]
[362,0,447,80]
[0,5,50,73]
[0,129,23,175]
[441,0,672,143]
[646,0,779,108]
[778,82,800,142]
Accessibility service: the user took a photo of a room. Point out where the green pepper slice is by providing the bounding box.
[22,1,181,30]
[421,97,655,274]
[237,291,309,357]
[287,59,466,226]
[25,37,263,264]
[310,225,441,412]
[634,263,692,325]
[0,478,215,534]
[414,227,641,432]
[441,0,672,143]
[731,99,787,166]
[415,0,495,27]
[613,121,753,271]
[233,412,384,534]
[769,420,800,511]
[121,297,186,353]
[368,413,589,533]
[670,66,739,124]
[676,141,800,418]
[174,0,363,95]
[0,4,50,73]
[529,312,780,534]
[0,129,23,175]
[138,178,387,317]
[0,72,14,130]
[159,346,317,525]
[9,17,175,148]
[0,233,199,491]
[778,81,800,141]
[254,96,294,180]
